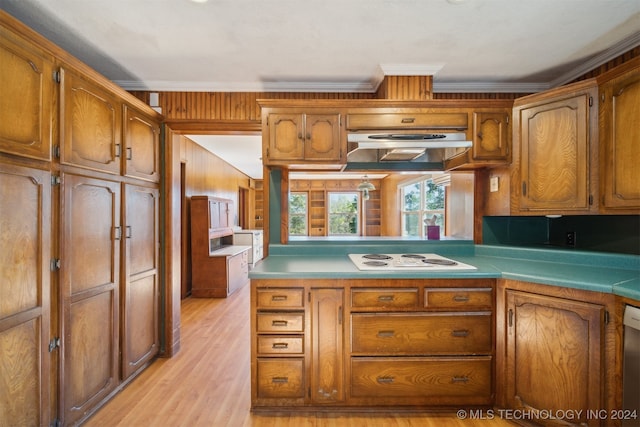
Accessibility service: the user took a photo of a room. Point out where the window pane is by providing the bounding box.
[328,192,358,235]
[425,181,445,210]
[289,192,308,235]
[403,183,421,211]
[402,212,420,236]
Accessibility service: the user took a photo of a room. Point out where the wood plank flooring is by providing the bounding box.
[84,282,515,427]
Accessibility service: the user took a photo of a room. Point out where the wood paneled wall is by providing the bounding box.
[180,135,254,297]
[130,92,375,121]
[376,75,433,100]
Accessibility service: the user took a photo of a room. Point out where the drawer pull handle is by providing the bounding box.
[377,376,395,384]
[452,376,470,383]
[377,330,395,338]
[272,320,288,327]
[452,295,470,302]
[378,295,395,302]
[272,377,289,384]
[271,295,288,301]
[272,342,289,349]
[401,117,415,123]
[452,329,470,337]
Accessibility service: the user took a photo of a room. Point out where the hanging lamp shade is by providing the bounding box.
[357,175,375,192]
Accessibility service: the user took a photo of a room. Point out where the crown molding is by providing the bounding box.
[549,31,640,88]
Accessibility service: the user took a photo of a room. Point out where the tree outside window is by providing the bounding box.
[328,192,359,235]
[289,192,308,236]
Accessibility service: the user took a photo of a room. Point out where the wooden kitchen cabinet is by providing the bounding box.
[512,79,598,214]
[60,173,121,426]
[123,104,161,183]
[498,279,618,427]
[190,195,249,297]
[310,288,345,404]
[191,246,249,297]
[191,245,249,298]
[346,111,468,130]
[253,281,306,406]
[0,11,163,425]
[444,109,512,170]
[0,163,51,427]
[598,61,640,211]
[349,281,494,407]
[0,27,54,160]
[60,66,123,176]
[264,112,343,164]
[471,111,510,161]
[191,195,233,239]
[121,184,160,380]
[251,278,495,410]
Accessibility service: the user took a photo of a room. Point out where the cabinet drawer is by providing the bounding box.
[351,288,419,310]
[257,313,304,333]
[257,335,304,355]
[425,288,493,310]
[351,356,492,399]
[256,288,304,309]
[346,113,468,130]
[351,313,491,354]
[257,358,305,398]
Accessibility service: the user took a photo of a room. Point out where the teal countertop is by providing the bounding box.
[249,242,640,301]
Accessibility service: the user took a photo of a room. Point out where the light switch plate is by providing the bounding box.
[490,176,499,192]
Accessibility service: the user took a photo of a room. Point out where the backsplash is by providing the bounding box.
[483,215,640,255]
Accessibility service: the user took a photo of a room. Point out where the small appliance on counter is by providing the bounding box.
[233,229,264,268]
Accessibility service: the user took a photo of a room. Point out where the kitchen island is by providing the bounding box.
[249,241,639,425]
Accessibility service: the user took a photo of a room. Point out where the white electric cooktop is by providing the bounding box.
[348,253,477,271]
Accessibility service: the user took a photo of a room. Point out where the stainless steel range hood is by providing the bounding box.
[345,132,471,170]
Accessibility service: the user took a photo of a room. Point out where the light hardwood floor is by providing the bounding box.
[84,282,515,427]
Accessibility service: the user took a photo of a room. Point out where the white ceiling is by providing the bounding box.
[2,0,639,179]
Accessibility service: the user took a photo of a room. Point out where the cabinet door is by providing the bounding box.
[122,184,159,380]
[472,112,509,161]
[518,90,594,212]
[304,114,341,161]
[0,30,54,160]
[310,288,344,403]
[227,250,249,296]
[61,174,120,425]
[60,67,122,175]
[123,105,160,183]
[208,199,221,229]
[506,290,603,426]
[267,113,305,161]
[0,163,51,427]
[600,69,640,210]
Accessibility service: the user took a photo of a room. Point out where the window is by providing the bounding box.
[401,176,446,238]
[288,192,308,236]
[328,192,359,235]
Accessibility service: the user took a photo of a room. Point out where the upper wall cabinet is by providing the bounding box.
[123,105,161,183]
[512,79,598,214]
[0,27,54,161]
[263,111,343,165]
[599,62,640,211]
[472,112,510,161]
[445,109,512,170]
[60,67,122,175]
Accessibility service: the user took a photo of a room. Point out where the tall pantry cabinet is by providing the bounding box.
[0,11,162,427]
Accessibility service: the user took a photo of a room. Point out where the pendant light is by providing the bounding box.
[357,175,375,200]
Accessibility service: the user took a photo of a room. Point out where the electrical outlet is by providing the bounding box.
[566,231,576,246]
[490,176,499,192]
